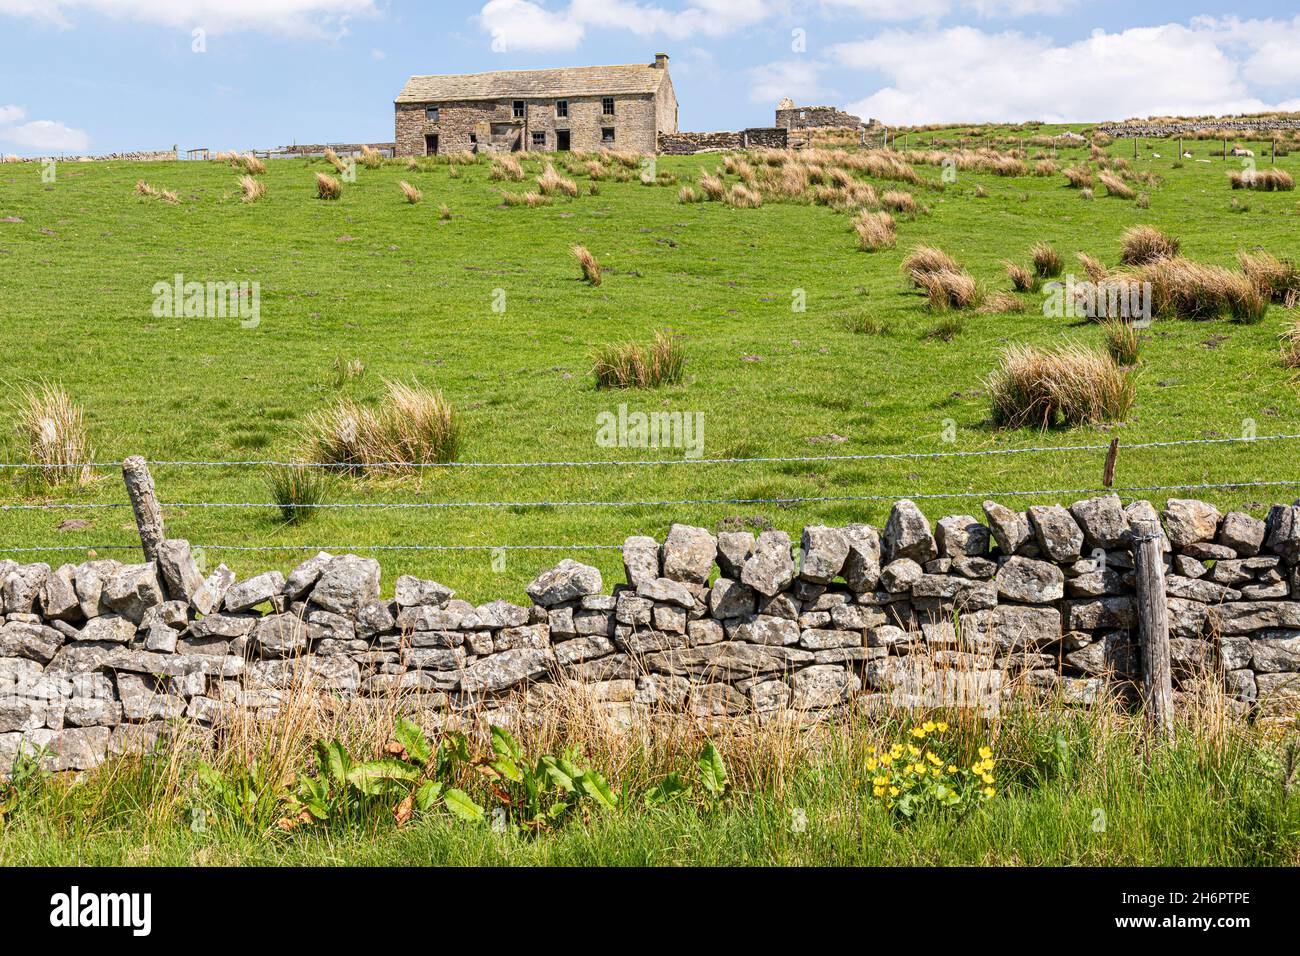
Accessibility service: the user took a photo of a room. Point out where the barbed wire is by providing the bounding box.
[3,478,1298,513]
[0,431,1295,471]
[2,480,1296,562]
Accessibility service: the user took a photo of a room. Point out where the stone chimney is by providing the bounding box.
[654,53,669,70]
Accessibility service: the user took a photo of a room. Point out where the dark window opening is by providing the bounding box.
[532,132,546,148]
[556,100,568,118]
[426,107,440,123]
[601,127,615,144]
[602,97,615,116]
[513,100,526,119]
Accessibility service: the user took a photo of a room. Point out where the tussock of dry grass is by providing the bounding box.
[590,330,685,389]
[537,164,579,198]
[987,344,1137,429]
[135,181,179,204]
[571,245,601,285]
[1120,225,1181,266]
[238,174,266,203]
[917,269,981,311]
[1005,261,1037,293]
[1228,168,1295,191]
[358,145,383,170]
[726,184,763,208]
[1103,319,1141,366]
[1031,242,1064,279]
[1142,257,1269,323]
[1281,319,1300,372]
[1077,253,1110,282]
[1099,171,1137,199]
[501,190,552,208]
[902,245,961,287]
[324,148,348,175]
[12,382,94,487]
[398,180,423,204]
[1238,250,1300,303]
[302,381,460,473]
[315,173,342,200]
[236,153,266,175]
[853,210,896,251]
[1064,165,1094,189]
[880,190,917,215]
[698,172,727,202]
[677,185,701,204]
[490,155,525,182]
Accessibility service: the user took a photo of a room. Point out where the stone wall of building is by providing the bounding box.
[4,496,1299,774]
[396,94,661,157]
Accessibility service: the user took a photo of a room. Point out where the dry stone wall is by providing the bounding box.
[658,129,788,155]
[4,496,1300,774]
[1096,119,1300,138]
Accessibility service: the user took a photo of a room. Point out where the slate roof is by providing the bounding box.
[396,63,669,104]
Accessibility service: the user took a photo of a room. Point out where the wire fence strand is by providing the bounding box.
[0,431,1296,472]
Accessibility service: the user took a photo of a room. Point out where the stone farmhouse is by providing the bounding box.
[395,54,678,157]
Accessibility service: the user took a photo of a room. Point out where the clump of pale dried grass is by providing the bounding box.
[590,330,686,389]
[238,174,266,203]
[315,173,342,200]
[398,180,422,204]
[302,381,460,473]
[986,343,1137,429]
[537,164,579,198]
[853,209,896,251]
[1120,225,1181,266]
[571,244,602,285]
[12,382,94,487]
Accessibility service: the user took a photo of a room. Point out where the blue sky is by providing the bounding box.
[1,1,1298,156]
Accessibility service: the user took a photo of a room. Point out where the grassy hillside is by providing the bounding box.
[1,127,1298,601]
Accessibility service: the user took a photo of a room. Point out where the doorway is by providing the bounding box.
[424,134,439,156]
[556,130,571,151]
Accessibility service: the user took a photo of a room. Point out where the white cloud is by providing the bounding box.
[748,59,822,103]
[0,106,90,151]
[1189,15,1300,89]
[829,22,1293,125]
[819,0,1074,20]
[0,0,377,37]
[478,0,778,52]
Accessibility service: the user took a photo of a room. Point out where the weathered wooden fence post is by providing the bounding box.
[122,456,165,563]
[1133,519,1174,742]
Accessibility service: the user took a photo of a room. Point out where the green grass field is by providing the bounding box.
[1,126,1298,603]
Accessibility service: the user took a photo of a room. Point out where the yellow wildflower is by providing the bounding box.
[979,746,993,760]
[911,727,928,739]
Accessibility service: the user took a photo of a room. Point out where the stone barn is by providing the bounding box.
[395,55,678,157]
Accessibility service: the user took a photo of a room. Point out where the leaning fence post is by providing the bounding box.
[1132,519,1174,742]
[122,456,166,563]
